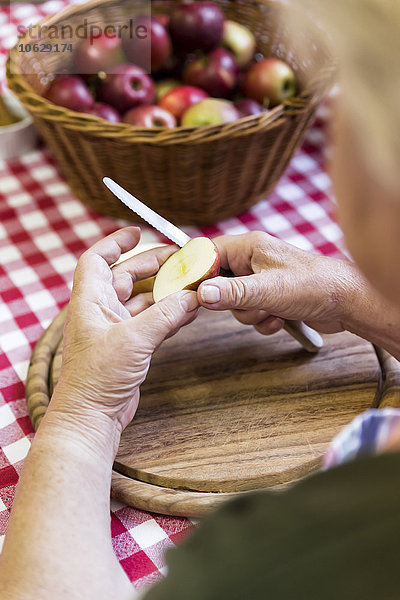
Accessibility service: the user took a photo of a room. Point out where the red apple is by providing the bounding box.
[45,75,94,112]
[222,20,256,68]
[85,102,121,122]
[98,64,155,113]
[73,34,124,75]
[122,15,171,72]
[154,14,170,28]
[153,237,220,301]
[242,58,296,107]
[183,48,238,98]
[158,85,208,120]
[234,98,266,116]
[155,79,181,101]
[169,1,224,53]
[181,98,240,126]
[123,105,176,128]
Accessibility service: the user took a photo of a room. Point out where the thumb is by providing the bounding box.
[126,290,199,350]
[198,274,271,310]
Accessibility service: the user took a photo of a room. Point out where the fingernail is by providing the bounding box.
[179,291,199,312]
[200,285,221,304]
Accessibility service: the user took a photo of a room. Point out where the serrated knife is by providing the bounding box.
[103,177,323,353]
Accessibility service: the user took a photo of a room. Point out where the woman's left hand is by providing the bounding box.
[51,227,199,437]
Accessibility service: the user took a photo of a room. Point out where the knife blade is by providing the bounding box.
[103,177,323,353]
[103,177,190,247]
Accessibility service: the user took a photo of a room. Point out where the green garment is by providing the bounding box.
[144,451,400,599]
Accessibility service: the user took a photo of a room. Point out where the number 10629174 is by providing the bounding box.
[18,43,73,53]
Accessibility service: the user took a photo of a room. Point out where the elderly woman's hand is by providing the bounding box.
[197,231,359,336]
[51,227,199,438]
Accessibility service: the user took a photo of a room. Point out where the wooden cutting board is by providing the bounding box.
[27,306,400,517]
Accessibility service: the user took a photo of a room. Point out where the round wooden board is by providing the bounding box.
[27,305,400,517]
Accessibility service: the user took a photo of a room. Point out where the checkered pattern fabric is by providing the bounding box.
[0,1,346,592]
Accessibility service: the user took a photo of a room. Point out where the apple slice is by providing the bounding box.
[131,275,156,297]
[153,237,220,302]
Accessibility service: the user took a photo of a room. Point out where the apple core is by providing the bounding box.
[153,237,220,302]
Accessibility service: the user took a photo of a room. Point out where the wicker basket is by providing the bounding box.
[7,0,334,226]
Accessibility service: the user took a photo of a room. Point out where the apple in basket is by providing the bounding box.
[84,102,121,122]
[158,85,208,120]
[181,98,240,127]
[123,105,176,128]
[155,79,181,101]
[222,20,256,69]
[44,75,94,112]
[169,1,225,53]
[154,14,170,28]
[122,15,172,72]
[73,33,124,75]
[153,237,220,302]
[242,58,297,107]
[234,98,266,116]
[98,64,155,113]
[183,48,238,98]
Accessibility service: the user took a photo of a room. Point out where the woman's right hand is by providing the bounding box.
[197,231,360,336]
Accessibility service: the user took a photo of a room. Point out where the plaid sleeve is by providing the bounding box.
[323,407,400,469]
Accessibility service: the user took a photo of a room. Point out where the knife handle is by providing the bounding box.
[283,320,323,353]
[219,268,323,353]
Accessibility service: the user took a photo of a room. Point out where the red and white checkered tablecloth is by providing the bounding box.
[0,1,346,593]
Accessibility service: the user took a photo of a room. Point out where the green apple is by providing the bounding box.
[181,98,241,127]
[222,20,256,68]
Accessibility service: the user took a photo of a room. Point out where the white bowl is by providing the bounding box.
[0,90,38,160]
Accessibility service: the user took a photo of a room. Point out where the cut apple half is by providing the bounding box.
[153,237,220,302]
[131,275,156,297]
